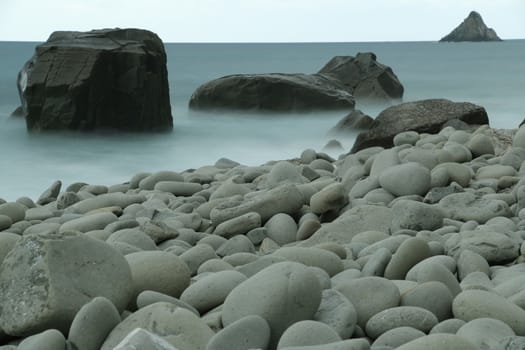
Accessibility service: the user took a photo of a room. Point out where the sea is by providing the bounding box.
[0,40,524,201]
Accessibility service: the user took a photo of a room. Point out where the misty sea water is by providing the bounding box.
[0,40,524,201]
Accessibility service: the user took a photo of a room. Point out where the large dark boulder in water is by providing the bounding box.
[440,11,502,42]
[17,28,173,131]
[189,52,403,111]
[318,52,404,101]
[189,73,355,111]
[350,99,489,153]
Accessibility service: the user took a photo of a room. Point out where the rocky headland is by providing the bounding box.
[16,28,173,132]
[189,52,403,111]
[440,11,502,42]
[2,104,525,348]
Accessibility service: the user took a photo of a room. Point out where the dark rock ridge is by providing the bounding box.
[318,53,404,101]
[350,99,489,153]
[189,52,403,112]
[17,28,173,132]
[440,11,502,42]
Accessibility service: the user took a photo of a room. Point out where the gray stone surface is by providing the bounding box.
[395,334,477,350]
[222,262,322,349]
[206,315,271,350]
[277,320,341,349]
[112,328,178,350]
[379,162,431,197]
[68,297,121,350]
[100,302,214,350]
[365,306,438,339]
[0,231,132,336]
[17,329,66,350]
[314,289,357,339]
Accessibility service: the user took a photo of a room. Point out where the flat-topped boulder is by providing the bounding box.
[17,28,173,131]
[189,52,403,111]
[350,99,489,153]
[440,11,502,42]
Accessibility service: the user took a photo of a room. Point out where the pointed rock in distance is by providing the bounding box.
[440,11,502,42]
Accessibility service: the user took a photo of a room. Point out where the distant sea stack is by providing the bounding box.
[17,28,173,132]
[440,11,502,42]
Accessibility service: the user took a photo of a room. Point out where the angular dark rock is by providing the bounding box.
[350,99,489,153]
[18,28,173,131]
[189,73,355,111]
[440,11,502,42]
[318,52,404,100]
[189,52,403,111]
[329,109,374,135]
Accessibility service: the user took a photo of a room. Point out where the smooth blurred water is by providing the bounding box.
[0,40,524,201]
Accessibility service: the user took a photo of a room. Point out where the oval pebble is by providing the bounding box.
[453,289,525,335]
[400,281,453,321]
[277,320,341,349]
[68,297,121,350]
[384,237,432,280]
[396,333,477,350]
[17,329,65,350]
[365,306,438,339]
[335,276,400,329]
[207,315,271,350]
[180,270,247,314]
[222,262,322,349]
[379,162,431,197]
[456,318,515,350]
[273,247,344,276]
[372,326,425,349]
[314,289,357,339]
[126,251,191,306]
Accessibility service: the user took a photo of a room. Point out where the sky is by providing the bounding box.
[1,0,524,43]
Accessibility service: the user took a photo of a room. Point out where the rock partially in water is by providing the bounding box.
[350,99,488,153]
[440,11,502,42]
[18,28,173,132]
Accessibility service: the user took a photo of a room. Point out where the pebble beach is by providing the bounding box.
[2,122,525,349]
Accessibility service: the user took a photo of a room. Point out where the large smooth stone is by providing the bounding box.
[66,193,146,214]
[372,327,425,349]
[213,212,261,238]
[179,244,218,275]
[390,200,445,232]
[0,215,12,231]
[68,297,121,350]
[210,184,305,225]
[59,212,118,233]
[400,281,453,321]
[125,251,191,306]
[365,306,438,339]
[457,249,490,281]
[273,247,344,276]
[0,202,26,223]
[379,162,431,196]
[314,289,357,339]
[277,320,341,349]
[335,277,400,329]
[453,289,525,335]
[113,328,178,350]
[444,229,520,264]
[395,333,477,350]
[180,270,246,314]
[0,231,132,336]
[264,213,298,245]
[456,318,515,350]
[300,205,392,246]
[222,262,322,349]
[101,302,214,350]
[154,181,203,196]
[0,232,20,264]
[17,329,65,350]
[310,183,347,215]
[206,315,271,350]
[438,192,512,223]
[384,237,432,280]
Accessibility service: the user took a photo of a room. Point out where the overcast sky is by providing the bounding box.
[1,0,524,42]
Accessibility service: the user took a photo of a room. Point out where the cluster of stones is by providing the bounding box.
[2,123,525,349]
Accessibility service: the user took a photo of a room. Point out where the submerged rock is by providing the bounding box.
[440,11,502,42]
[17,28,173,131]
[189,52,403,111]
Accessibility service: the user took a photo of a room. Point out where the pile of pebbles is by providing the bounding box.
[2,124,525,350]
